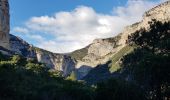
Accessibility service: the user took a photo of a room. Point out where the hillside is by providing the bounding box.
[0,0,169,80]
[0,0,169,100]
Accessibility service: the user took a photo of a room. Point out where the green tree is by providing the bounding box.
[128,19,170,54]
[0,53,94,100]
[121,20,170,100]
[67,71,77,81]
[95,79,146,100]
[11,55,27,66]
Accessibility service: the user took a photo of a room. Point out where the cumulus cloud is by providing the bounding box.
[12,0,163,53]
[11,27,45,43]
[12,27,29,34]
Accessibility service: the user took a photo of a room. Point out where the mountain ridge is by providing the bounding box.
[0,0,169,79]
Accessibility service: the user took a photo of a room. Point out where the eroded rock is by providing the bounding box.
[0,0,10,49]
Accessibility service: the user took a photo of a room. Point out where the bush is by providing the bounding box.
[95,79,146,100]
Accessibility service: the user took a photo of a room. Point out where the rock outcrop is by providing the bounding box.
[73,36,122,79]
[10,34,36,58]
[0,0,10,49]
[83,1,170,82]
[36,49,76,76]
[1,1,170,79]
[75,1,170,79]
[120,1,170,46]
[10,34,76,77]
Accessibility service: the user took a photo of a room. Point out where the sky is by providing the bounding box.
[10,0,167,53]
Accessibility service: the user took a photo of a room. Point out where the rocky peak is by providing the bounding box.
[143,1,170,22]
[0,0,10,49]
[119,1,170,47]
[88,36,121,57]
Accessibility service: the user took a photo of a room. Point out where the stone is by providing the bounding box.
[75,1,170,79]
[7,1,170,79]
[0,0,10,49]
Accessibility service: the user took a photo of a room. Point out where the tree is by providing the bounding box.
[67,71,77,81]
[95,79,146,100]
[0,53,94,100]
[121,20,170,100]
[127,19,170,54]
[11,55,27,66]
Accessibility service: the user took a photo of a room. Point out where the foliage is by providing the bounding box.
[0,53,151,100]
[0,54,93,100]
[95,79,146,100]
[11,55,27,66]
[67,71,77,81]
[109,45,134,72]
[69,46,88,60]
[127,19,170,54]
[0,20,169,100]
[121,20,170,100]
[0,52,9,61]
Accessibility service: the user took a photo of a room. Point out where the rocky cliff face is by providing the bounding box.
[75,1,170,79]
[9,34,76,77]
[9,31,123,79]
[73,36,122,79]
[35,49,75,76]
[0,0,10,50]
[78,1,170,79]
[1,1,170,79]
[83,1,170,82]
[10,34,36,58]
[120,1,170,47]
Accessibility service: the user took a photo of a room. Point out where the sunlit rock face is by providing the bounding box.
[9,34,76,77]
[0,0,10,49]
[121,1,170,46]
[10,34,36,58]
[6,1,170,79]
[143,1,170,23]
[75,1,170,79]
[74,37,121,79]
[36,50,76,77]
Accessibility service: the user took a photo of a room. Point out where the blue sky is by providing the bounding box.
[10,0,166,53]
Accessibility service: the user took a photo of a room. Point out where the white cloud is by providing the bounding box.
[12,27,29,34]
[11,27,45,43]
[28,34,45,41]
[12,0,163,53]
[113,0,157,20]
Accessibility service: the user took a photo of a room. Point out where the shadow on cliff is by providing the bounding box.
[82,61,121,85]
[76,65,93,80]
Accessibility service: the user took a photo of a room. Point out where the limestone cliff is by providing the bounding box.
[35,49,75,76]
[73,1,170,79]
[120,1,170,46]
[83,1,170,82]
[0,0,10,50]
[9,34,76,77]
[71,36,122,79]
[1,1,170,79]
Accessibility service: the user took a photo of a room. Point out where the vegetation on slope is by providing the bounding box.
[109,45,134,73]
[120,20,170,100]
[84,20,170,100]
[0,53,146,100]
[69,35,121,61]
[69,46,89,60]
[0,54,93,100]
[0,20,169,100]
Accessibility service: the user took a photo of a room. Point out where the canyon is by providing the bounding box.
[0,0,170,79]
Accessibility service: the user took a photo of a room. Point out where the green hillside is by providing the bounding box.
[69,46,89,60]
[0,53,144,100]
[109,45,134,73]
[0,54,94,100]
